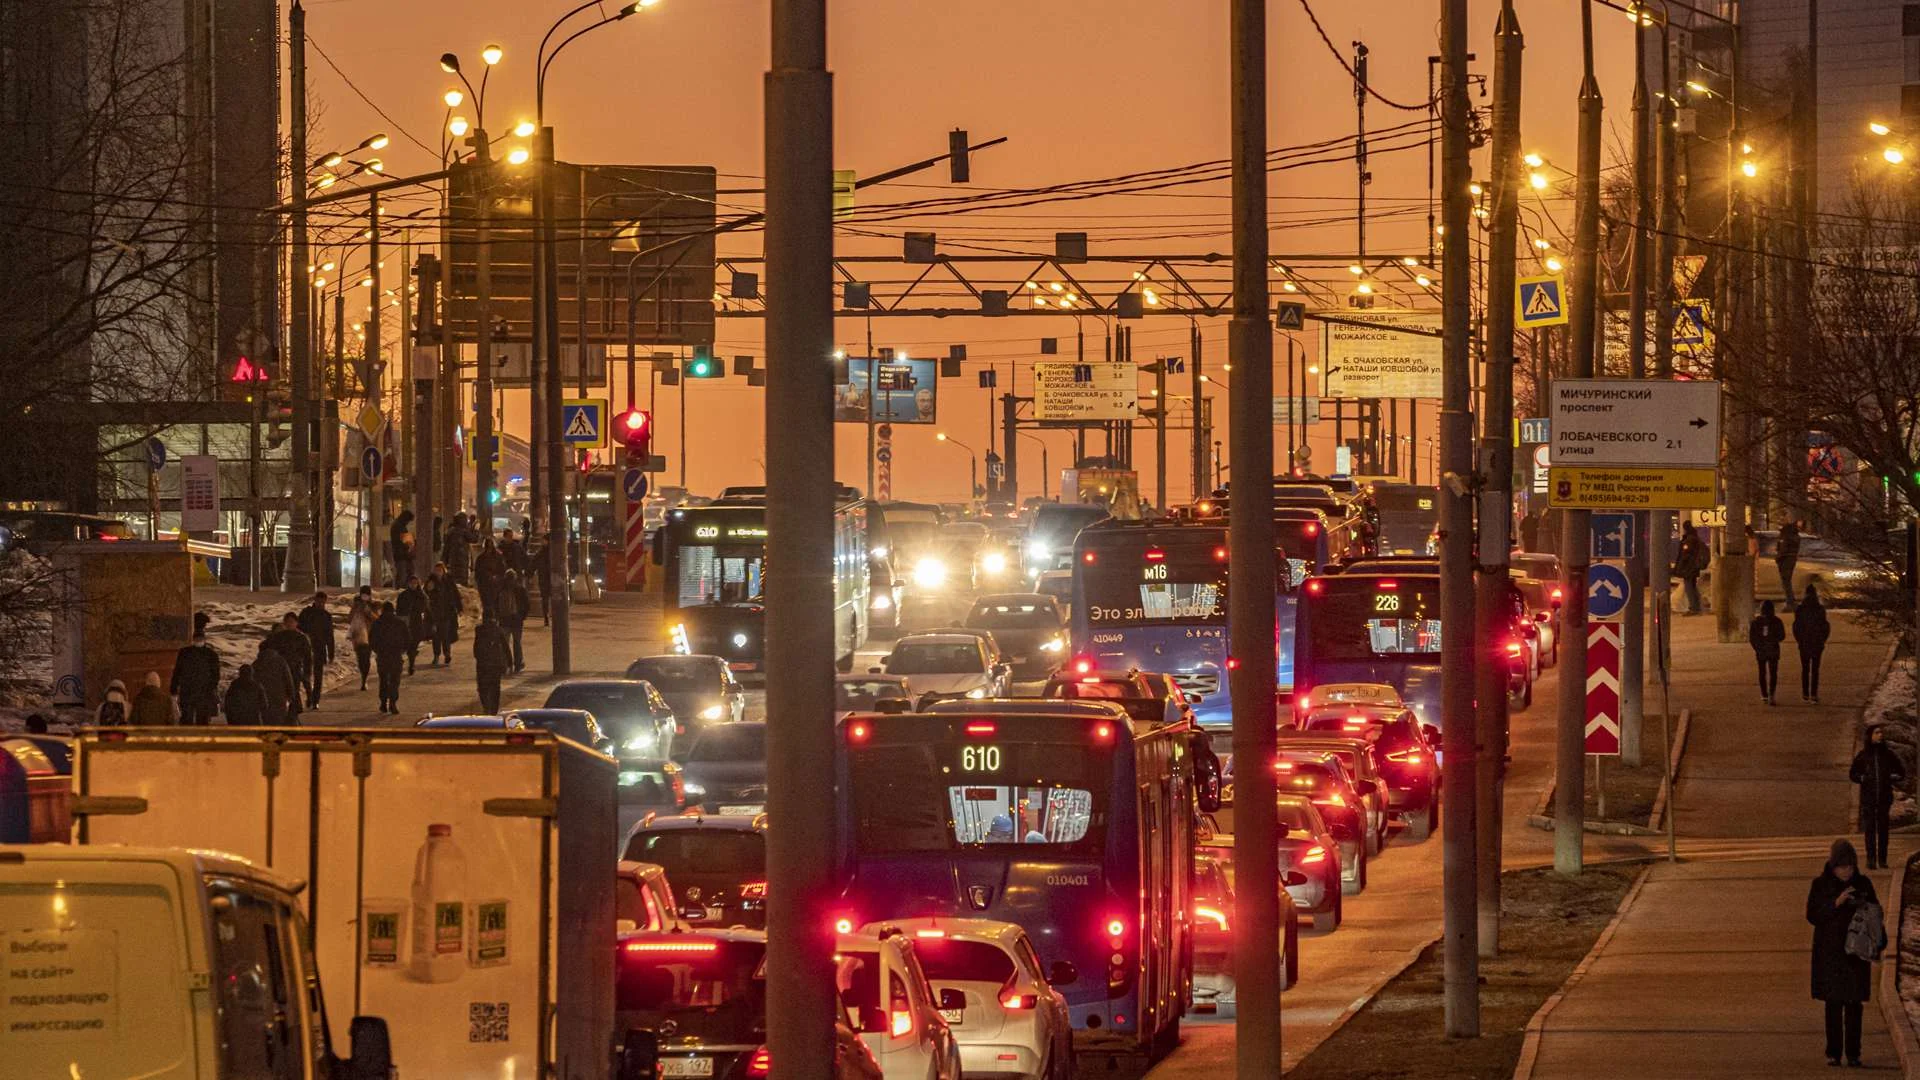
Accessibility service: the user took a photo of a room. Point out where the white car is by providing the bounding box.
[874,633,1011,703]
[837,929,964,1080]
[863,919,1075,1080]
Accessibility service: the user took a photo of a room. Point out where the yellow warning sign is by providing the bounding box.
[1547,466,1717,510]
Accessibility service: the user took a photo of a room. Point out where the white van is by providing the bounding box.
[0,844,391,1079]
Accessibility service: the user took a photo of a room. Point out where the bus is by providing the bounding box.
[1294,570,1446,729]
[658,489,870,672]
[1068,519,1296,729]
[1364,482,1440,556]
[833,709,1214,1056]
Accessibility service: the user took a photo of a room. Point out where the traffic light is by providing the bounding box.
[615,408,652,457]
[685,345,722,379]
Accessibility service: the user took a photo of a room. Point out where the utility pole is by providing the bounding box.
[1476,0,1522,959]
[1154,358,1168,511]
[473,131,496,526]
[368,190,385,588]
[413,255,438,585]
[1190,321,1206,498]
[1438,0,1481,1034]
[1651,22,1678,676]
[764,1,837,1077]
[1715,34,1754,644]
[1227,3,1280,1076]
[285,2,316,594]
[538,127,571,674]
[1620,15,1653,768]
[1558,0,1604,877]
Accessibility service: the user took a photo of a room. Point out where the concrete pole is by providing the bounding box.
[1226,3,1281,1075]
[285,3,316,594]
[763,1,838,1076]
[1155,358,1168,512]
[1191,322,1206,498]
[1620,23,1653,767]
[368,190,384,589]
[474,134,496,526]
[1476,0,1522,959]
[1438,0,1481,1033]
[538,126,572,673]
[413,255,438,586]
[1651,31,1677,674]
[1558,0,1604,877]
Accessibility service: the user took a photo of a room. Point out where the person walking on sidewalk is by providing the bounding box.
[397,575,429,675]
[1675,524,1709,615]
[1778,519,1803,609]
[427,563,462,666]
[389,508,415,585]
[169,616,221,726]
[296,594,334,708]
[475,537,506,618]
[347,586,376,691]
[1794,584,1832,704]
[442,511,476,586]
[1850,726,1906,870]
[130,671,176,725]
[264,613,311,719]
[1807,838,1880,1067]
[500,569,530,674]
[222,664,268,725]
[251,640,297,725]
[370,601,411,715]
[1749,599,1786,705]
[472,614,513,714]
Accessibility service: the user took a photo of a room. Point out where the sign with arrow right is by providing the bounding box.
[1548,378,1721,469]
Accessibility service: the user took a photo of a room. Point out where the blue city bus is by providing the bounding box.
[1294,570,1446,729]
[834,709,1210,1056]
[1068,519,1295,729]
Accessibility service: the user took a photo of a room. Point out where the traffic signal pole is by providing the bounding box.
[1620,17,1653,768]
[285,2,316,595]
[1226,3,1281,1076]
[538,125,571,674]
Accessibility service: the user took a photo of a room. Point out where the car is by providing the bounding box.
[0,510,136,555]
[836,928,964,1080]
[501,707,615,756]
[1509,552,1563,587]
[1136,671,1199,728]
[1276,795,1345,931]
[1039,669,1170,727]
[875,633,1011,704]
[681,722,769,815]
[626,654,750,741]
[863,918,1075,1080]
[1277,732,1389,854]
[963,594,1068,679]
[622,811,769,930]
[837,674,917,717]
[1190,838,1302,1007]
[1032,570,1074,618]
[615,859,688,934]
[1298,703,1440,841]
[1292,681,1405,725]
[1270,754,1371,896]
[545,679,679,763]
[414,714,524,729]
[1496,580,1538,708]
[904,526,982,597]
[1511,573,1562,666]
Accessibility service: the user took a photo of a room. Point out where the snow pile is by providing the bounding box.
[0,550,57,709]
[1865,658,1919,827]
[1901,858,1920,1038]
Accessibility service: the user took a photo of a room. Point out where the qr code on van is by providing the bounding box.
[469,1002,510,1043]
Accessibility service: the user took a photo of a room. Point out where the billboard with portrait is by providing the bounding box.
[835,356,938,424]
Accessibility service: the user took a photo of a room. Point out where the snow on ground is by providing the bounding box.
[1865,657,1918,826]
[1901,864,1920,1038]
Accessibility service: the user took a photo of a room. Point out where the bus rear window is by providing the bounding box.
[849,741,1108,852]
[1307,581,1443,661]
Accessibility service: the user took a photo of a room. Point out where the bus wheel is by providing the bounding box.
[1404,805,1434,842]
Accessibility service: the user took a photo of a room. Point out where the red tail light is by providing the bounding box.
[1315,791,1345,808]
[1304,522,1320,536]
[1387,749,1424,764]
[623,939,718,955]
[1226,657,1240,670]
[1301,845,1328,864]
[999,989,1038,1009]
[1377,578,1398,589]
[746,1046,772,1076]
[847,720,871,743]
[1105,916,1128,939]
[833,916,855,934]
[1505,641,1523,658]
[1144,548,1166,562]
[964,721,997,736]
[1074,657,1094,674]
[1194,904,1230,931]
[1093,721,1114,742]
[1305,579,1324,595]
[739,881,767,900]
[890,1009,913,1037]
[1213,546,1228,560]
[1082,551,1097,564]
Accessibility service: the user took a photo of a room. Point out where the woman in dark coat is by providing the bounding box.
[396,575,429,675]
[1749,599,1786,705]
[1793,584,1832,704]
[222,664,269,726]
[1807,838,1878,1067]
[1851,725,1906,870]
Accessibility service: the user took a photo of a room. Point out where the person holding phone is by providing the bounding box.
[1806,839,1878,1067]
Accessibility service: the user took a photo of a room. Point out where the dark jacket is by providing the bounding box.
[1778,523,1802,562]
[264,626,313,682]
[500,578,530,629]
[251,648,296,724]
[1675,532,1709,578]
[502,538,530,576]
[1748,613,1785,661]
[298,603,335,664]
[1851,742,1906,808]
[130,683,175,725]
[397,585,430,640]
[473,621,513,677]
[443,519,475,579]
[223,667,269,725]
[428,576,463,626]
[1807,869,1877,1003]
[169,641,221,707]
[390,510,415,556]
[371,611,411,665]
[1793,601,1832,652]
[475,546,506,589]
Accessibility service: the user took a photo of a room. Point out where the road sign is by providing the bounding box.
[1673,299,1713,352]
[1320,310,1443,399]
[1532,443,1550,494]
[1033,361,1138,421]
[1550,378,1721,469]
[1586,622,1623,755]
[561,398,608,448]
[180,454,220,532]
[623,467,649,503]
[466,435,501,465]
[358,404,385,440]
[875,446,893,464]
[1517,275,1569,327]
[360,446,383,486]
[1275,299,1306,330]
[1590,512,1635,560]
[1272,396,1321,425]
[622,467,648,590]
[1549,466,1716,510]
[1587,562,1631,621]
[145,437,167,473]
[1519,417,1551,444]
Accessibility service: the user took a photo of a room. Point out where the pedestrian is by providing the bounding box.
[475,537,506,618]
[396,575,429,675]
[347,585,376,690]
[1850,726,1906,871]
[222,664,269,726]
[472,613,513,714]
[262,614,309,719]
[297,594,335,707]
[1519,509,1540,554]
[1778,518,1803,609]
[427,562,463,665]
[251,640,298,725]
[443,511,475,586]
[389,508,415,585]
[1806,838,1881,1067]
[1794,583,1832,704]
[531,533,553,624]
[130,670,177,725]
[501,527,529,577]
[1749,599,1786,705]
[1675,524,1709,615]
[500,569,530,673]
[94,678,130,726]
[169,618,221,726]
[370,600,411,714]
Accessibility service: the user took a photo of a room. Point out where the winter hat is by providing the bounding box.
[1829,838,1860,870]
[143,671,162,689]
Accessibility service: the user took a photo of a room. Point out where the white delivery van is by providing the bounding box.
[66,727,617,1079]
[0,843,394,1079]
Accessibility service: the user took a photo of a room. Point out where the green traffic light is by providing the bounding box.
[489,488,501,504]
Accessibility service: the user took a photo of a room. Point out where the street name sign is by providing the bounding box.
[1586,622,1623,755]
[1272,396,1321,425]
[1033,361,1138,421]
[1550,378,1720,468]
[1320,309,1443,399]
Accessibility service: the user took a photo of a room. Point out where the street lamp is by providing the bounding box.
[936,432,980,503]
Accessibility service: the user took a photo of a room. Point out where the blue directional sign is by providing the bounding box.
[623,467,648,503]
[145,436,168,473]
[1519,417,1551,444]
[875,446,893,464]
[360,446,382,485]
[1590,512,1634,560]
[1587,563,1631,621]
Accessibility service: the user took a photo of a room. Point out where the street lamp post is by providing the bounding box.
[441,47,503,532]
[936,433,979,505]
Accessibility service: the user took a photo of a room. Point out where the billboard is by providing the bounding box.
[1320,310,1443,399]
[835,356,938,424]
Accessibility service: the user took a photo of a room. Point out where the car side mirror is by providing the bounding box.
[1048,960,1079,987]
[346,1016,393,1080]
[1282,870,1309,888]
[1421,724,1441,745]
[680,904,708,923]
[937,987,967,1011]
[1353,779,1377,796]
[1328,821,1354,842]
[859,1006,890,1035]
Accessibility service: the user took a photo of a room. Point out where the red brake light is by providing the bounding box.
[999,989,1038,1009]
[623,939,718,954]
[890,1010,913,1037]
[834,916,855,934]
[1074,657,1094,675]
[1213,546,1228,561]
[1387,749,1424,764]
[1144,548,1166,562]
[746,1046,772,1076]
[1105,917,1127,938]
[1093,721,1114,742]
[1194,904,1230,931]
[739,881,767,900]
[915,928,947,938]
[847,721,870,743]
[1304,522,1320,536]
[1551,587,1564,601]
[964,721,997,736]
[1505,641,1523,657]
[1377,579,1398,589]
[1305,579,1324,595]
[1315,791,1345,807]
[1226,657,1240,670]
[1082,551,1096,564]
[1301,845,1328,864]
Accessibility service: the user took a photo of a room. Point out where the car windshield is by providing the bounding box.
[617,938,765,1014]
[1193,853,1230,898]
[1051,681,1136,700]
[515,712,599,746]
[689,725,765,762]
[837,680,909,710]
[545,685,646,719]
[623,829,766,878]
[888,643,983,675]
[627,658,717,693]
[966,599,1061,629]
[912,939,1015,984]
[1278,799,1320,834]
[1515,580,1552,610]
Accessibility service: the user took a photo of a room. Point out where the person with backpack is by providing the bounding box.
[94,678,131,726]
[396,575,429,675]
[1675,523,1710,615]
[499,569,530,674]
[1794,584,1833,704]
[252,640,298,725]
[130,670,176,725]
[370,601,412,714]
[169,616,221,725]
[1806,838,1881,1068]
[1850,725,1906,870]
[347,586,377,691]
[223,664,269,726]
[1749,599,1786,706]
[472,613,513,714]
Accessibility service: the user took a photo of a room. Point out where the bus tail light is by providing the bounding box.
[1377,578,1398,589]
[1226,657,1240,670]
[1093,721,1114,742]
[1082,551,1097,564]
[964,721,997,736]
[1144,547,1166,562]
[833,915,856,934]
[1301,845,1329,864]
[1304,521,1320,536]
[890,1010,914,1037]
[746,1047,772,1076]
[1305,579,1325,595]
[999,988,1038,1009]
[1214,545,1228,561]
[1073,657,1095,675]
[1194,904,1230,931]
[846,720,871,743]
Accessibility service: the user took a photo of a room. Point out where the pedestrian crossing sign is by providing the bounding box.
[1673,299,1714,354]
[561,398,608,448]
[1517,275,1569,327]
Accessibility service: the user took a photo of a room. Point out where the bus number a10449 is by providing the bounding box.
[961,745,1002,772]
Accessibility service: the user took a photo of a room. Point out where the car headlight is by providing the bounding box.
[622,733,657,753]
[870,592,893,611]
[1039,636,1065,652]
[966,687,988,699]
[912,558,948,589]
[669,623,691,655]
[982,551,1008,574]
[700,705,725,721]
[870,545,889,560]
[731,632,750,648]
[682,781,707,797]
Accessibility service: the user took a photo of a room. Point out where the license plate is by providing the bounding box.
[718,804,764,816]
[728,661,759,672]
[661,1058,713,1078]
[705,906,724,922]
[939,1008,965,1024]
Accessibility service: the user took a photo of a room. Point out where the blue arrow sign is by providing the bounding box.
[623,467,648,503]
[145,436,168,473]
[360,446,383,485]
[1590,512,1634,560]
[1587,562,1630,621]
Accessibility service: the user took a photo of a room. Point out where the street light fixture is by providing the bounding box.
[443,89,464,108]
[936,432,980,501]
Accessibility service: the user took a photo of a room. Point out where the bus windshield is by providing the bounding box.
[1079,547,1226,626]
[1371,486,1439,551]
[847,740,1109,852]
[1307,579,1443,662]
[676,545,764,606]
[1272,517,1325,580]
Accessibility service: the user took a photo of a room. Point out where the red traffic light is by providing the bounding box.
[614,408,652,456]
